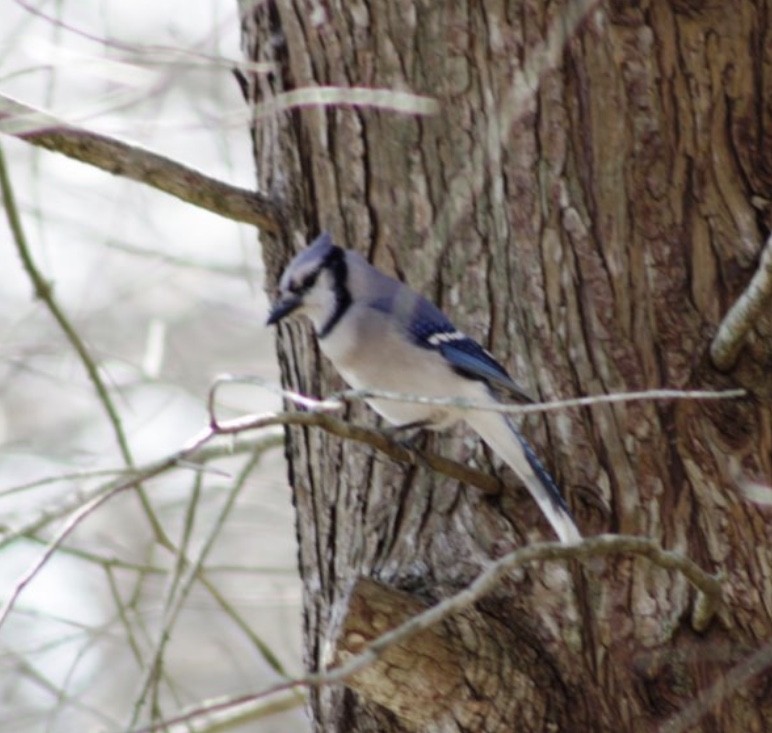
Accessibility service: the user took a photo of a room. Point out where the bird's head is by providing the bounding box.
[267,232,350,335]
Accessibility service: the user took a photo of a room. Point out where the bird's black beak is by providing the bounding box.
[266,293,302,325]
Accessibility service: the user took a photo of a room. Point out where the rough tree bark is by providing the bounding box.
[240,1,772,731]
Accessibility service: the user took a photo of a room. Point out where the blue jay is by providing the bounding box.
[267,232,581,543]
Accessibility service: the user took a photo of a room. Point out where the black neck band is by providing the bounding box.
[317,247,351,339]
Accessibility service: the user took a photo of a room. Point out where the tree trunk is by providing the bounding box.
[240,1,772,731]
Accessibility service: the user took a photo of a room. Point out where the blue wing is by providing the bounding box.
[438,336,534,402]
[370,292,534,402]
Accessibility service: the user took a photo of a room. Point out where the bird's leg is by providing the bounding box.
[377,419,435,471]
[381,419,433,448]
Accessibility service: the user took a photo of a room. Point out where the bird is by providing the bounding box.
[267,232,581,543]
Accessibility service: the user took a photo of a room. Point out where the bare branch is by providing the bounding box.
[207,379,507,496]
[710,233,772,370]
[0,436,275,551]
[16,375,716,732]
[14,0,275,75]
[0,141,171,548]
[0,476,136,630]
[206,379,745,501]
[128,449,293,729]
[332,578,536,728]
[127,533,722,733]
[258,85,439,117]
[0,94,282,234]
[330,535,723,661]
[0,430,283,634]
[211,374,745,421]
[176,692,305,733]
[214,409,507,496]
[0,141,130,461]
[332,386,747,417]
[660,643,772,733]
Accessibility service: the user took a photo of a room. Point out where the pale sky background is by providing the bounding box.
[0,3,306,731]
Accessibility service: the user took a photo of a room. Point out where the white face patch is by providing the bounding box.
[294,269,339,332]
[280,258,319,294]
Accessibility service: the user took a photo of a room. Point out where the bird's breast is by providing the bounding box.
[316,307,482,427]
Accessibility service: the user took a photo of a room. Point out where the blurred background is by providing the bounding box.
[0,2,306,731]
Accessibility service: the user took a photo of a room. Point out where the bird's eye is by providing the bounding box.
[287,271,318,295]
[300,272,318,290]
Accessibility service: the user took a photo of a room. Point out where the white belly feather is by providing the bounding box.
[317,304,487,428]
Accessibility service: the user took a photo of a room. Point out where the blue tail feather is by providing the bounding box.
[508,419,572,516]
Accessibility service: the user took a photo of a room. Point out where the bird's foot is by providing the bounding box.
[381,420,432,449]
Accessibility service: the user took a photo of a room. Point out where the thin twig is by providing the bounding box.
[208,374,747,416]
[207,405,506,496]
[710,233,772,370]
[105,567,148,667]
[220,382,745,417]
[0,430,280,632]
[3,435,289,709]
[102,238,263,279]
[0,94,281,234]
[211,373,344,413]
[0,467,129,497]
[0,141,170,548]
[208,380,745,496]
[14,0,275,75]
[129,448,293,729]
[127,534,722,733]
[0,436,277,552]
[0,141,131,468]
[332,387,747,416]
[179,692,305,733]
[2,384,739,636]
[254,85,439,118]
[660,642,772,733]
[23,536,167,574]
[6,646,121,728]
[0,482,132,629]
[101,565,193,729]
[136,470,205,726]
